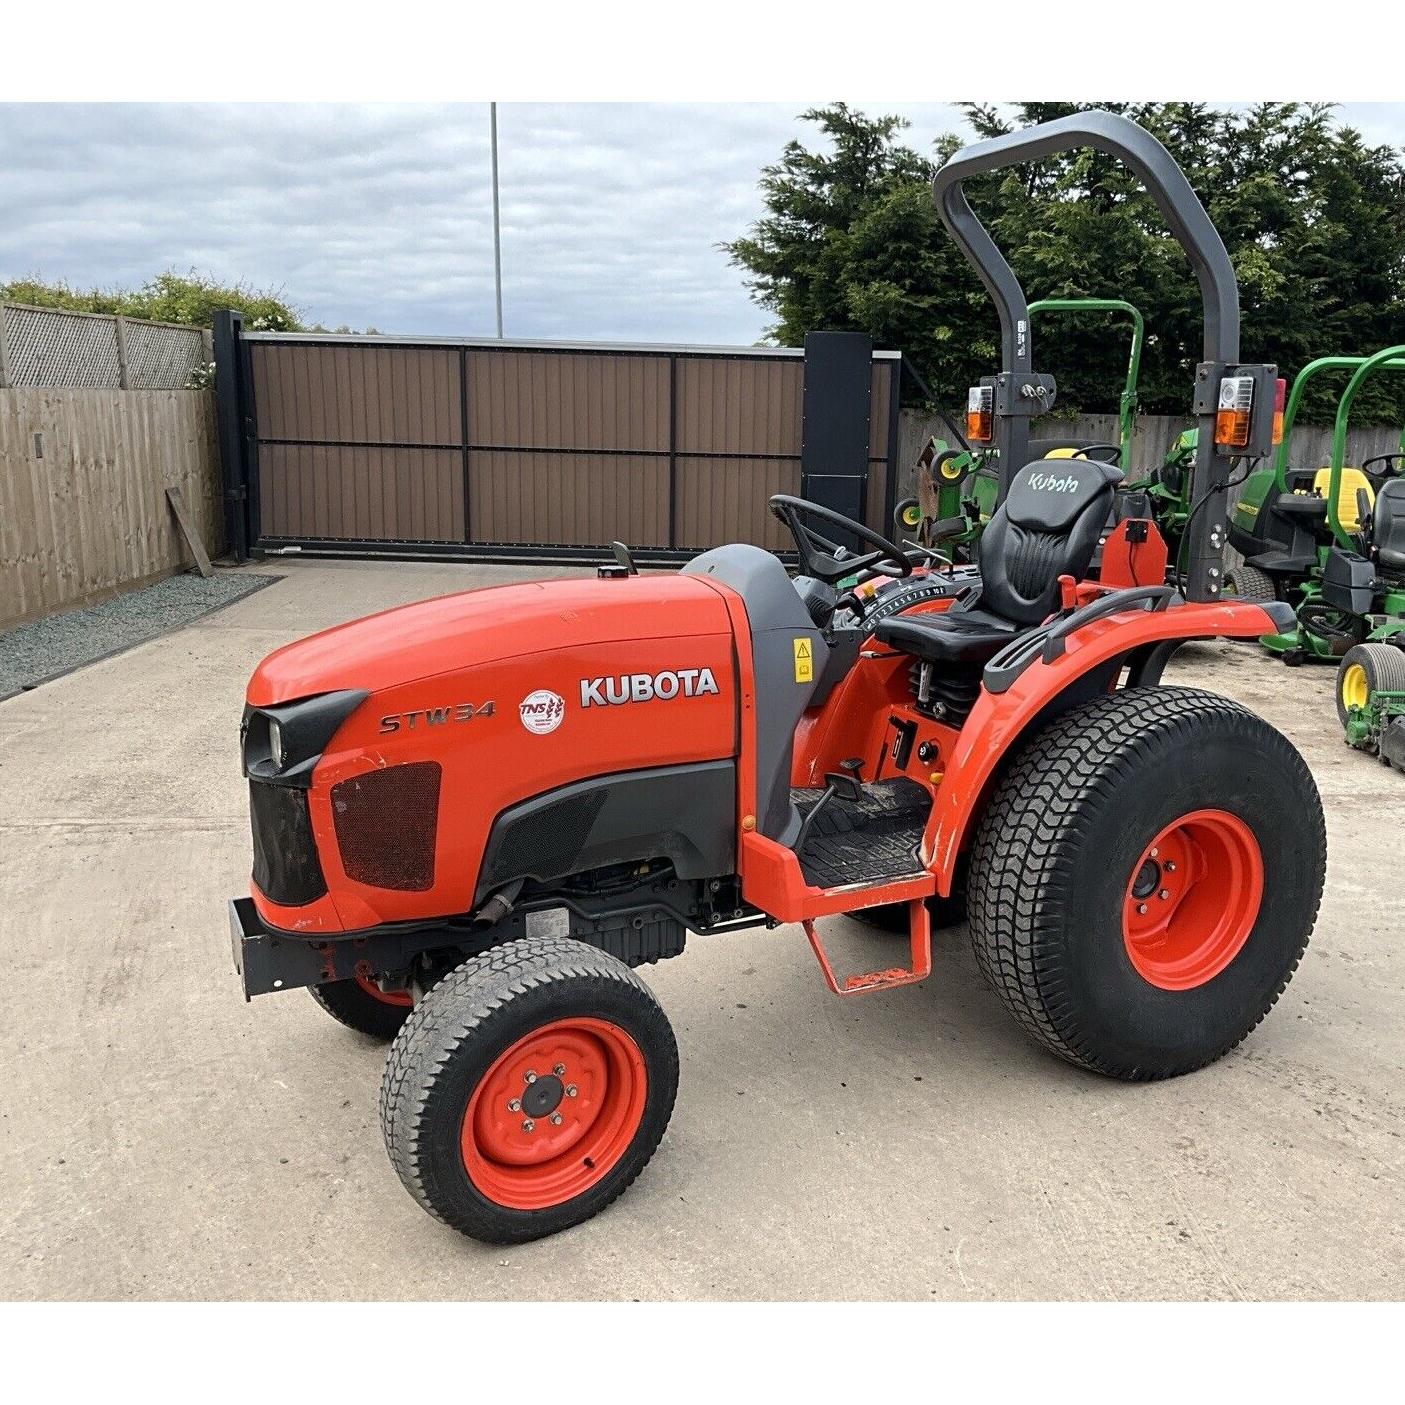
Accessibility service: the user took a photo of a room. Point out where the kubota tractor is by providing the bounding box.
[231,112,1327,1244]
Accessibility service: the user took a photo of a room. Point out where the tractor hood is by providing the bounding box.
[246,574,735,707]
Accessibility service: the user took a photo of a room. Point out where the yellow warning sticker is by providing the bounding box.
[793,636,814,683]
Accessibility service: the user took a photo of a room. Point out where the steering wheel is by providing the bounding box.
[768,495,912,586]
[1071,444,1123,465]
[1362,453,1405,482]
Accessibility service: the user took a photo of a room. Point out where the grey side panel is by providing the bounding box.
[684,544,826,844]
[474,760,736,903]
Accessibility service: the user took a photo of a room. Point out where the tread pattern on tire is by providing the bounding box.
[379,935,676,1241]
[966,685,1324,1080]
[1225,563,1277,602]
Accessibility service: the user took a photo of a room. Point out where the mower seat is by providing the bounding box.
[1376,478,1405,574]
[1314,466,1374,532]
[875,456,1120,667]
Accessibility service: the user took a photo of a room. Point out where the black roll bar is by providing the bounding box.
[932,110,1248,603]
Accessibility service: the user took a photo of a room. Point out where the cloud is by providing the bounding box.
[4,102,1403,344]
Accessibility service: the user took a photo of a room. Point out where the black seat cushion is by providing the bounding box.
[1377,478,1405,573]
[875,606,1019,666]
[978,458,1121,625]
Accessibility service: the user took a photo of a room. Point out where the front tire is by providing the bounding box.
[1336,642,1405,730]
[380,937,678,1244]
[967,687,1325,1080]
[1224,563,1276,602]
[309,975,412,1041]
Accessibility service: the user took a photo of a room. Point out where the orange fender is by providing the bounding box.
[925,600,1281,890]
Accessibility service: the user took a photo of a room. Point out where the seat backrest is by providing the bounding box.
[1312,466,1375,531]
[979,458,1121,625]
[1375,478,1405,572]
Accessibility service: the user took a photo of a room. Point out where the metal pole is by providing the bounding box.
[490,102,504,338]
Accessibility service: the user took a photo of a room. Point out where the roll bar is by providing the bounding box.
[1324,345,1405,546]
[933,110,1256,603]
[933,110,1239,369]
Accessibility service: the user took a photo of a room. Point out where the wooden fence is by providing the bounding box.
[0,388,222,629]
[896,409,1405,506]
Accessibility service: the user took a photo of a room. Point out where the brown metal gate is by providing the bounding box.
[216,320,899,564]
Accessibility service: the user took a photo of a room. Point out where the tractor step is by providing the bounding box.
[791,777,930,889]
[803,899,932,996]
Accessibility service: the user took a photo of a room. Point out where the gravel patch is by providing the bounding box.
[0,570,279,700]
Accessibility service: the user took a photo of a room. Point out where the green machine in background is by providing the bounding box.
[1251,345,1405,665]
[898,297,1195,565]
[1226,353,1405,614]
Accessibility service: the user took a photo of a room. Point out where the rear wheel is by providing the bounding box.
[380,937,677,1243]
[1336,642,1405,729]
[1224,563,1276,602]
[309,974,413,1041]
[967,687,1325,1079]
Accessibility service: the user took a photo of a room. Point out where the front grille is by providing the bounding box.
[249,780,327,906]
[331,762,442,891]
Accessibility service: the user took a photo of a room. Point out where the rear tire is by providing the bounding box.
[309,975,412,1041]
[1336,642,1405,729]
[380,937,677,1244]
[1225,563,1276,602]
[967,687,1325,1080]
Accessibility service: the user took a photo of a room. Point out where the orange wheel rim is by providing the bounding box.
[461,1018,647,1210]
[354,973,412,1008]
[1122,808,1264,990]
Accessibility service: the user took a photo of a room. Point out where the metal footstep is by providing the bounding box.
[803,899,932,996]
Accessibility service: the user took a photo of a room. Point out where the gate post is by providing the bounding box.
[213,309,250,562]
[801,331,873,533]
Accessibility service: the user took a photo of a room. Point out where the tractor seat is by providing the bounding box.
[1376,478,1405,574]
[875,456,1120,667]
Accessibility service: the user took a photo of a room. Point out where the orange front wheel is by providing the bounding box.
[380,937,678,1244]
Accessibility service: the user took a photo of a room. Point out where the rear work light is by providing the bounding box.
[966,385,994,442]
[1272,376,1286,446]
[1215,375,1255,449]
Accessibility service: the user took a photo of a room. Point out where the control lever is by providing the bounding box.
[793,757,864,857]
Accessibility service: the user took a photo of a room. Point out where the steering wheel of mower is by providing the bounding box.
[768,494,913,587]
[1363,453,1405,482]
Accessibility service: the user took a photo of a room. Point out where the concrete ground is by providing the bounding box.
[1,557,1400,1301]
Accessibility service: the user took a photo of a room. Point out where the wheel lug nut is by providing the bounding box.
[507,1098,521,1112]
[524,1070,537,1084]
[553,1063,566,1076]
[1150,848,1159,858]
[1164,861,1176,872]
[550,1112,563,1125]
[1159,889,1171,900]
[566,1084,578,1097]
[522,1119,535,1132]
[1137,903,1148,914]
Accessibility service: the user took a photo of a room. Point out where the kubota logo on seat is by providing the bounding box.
[1029,472,1080,493]
[580,668,720,707]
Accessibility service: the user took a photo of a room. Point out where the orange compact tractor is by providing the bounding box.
[231,112,1326,1243]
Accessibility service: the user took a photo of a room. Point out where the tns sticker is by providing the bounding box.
[519,689,565,734]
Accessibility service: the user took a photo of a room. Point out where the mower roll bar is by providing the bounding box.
[1324,344,1405,547]
[933,110,1244,603]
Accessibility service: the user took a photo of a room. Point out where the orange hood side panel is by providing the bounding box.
[246,575,740,934]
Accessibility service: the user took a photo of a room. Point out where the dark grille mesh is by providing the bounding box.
[331,762,442,891]
[249,781,327,906]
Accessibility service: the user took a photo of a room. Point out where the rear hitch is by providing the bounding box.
[803,899,932,996]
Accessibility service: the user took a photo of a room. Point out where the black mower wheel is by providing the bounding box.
[380,936,678,1244]
[1336,642,1405,729]
[309,975,413,1041]
[1224,563,1276,603]
[967,686,1325,1080]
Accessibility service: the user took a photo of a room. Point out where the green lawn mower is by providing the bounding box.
[1337,640,1405,770]
[1245,345,1405,663]
[1226,351,1405,625]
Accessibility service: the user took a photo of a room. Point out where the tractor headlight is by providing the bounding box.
[241,688,368,789]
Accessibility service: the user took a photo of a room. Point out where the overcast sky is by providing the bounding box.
[3,102,1404,345]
